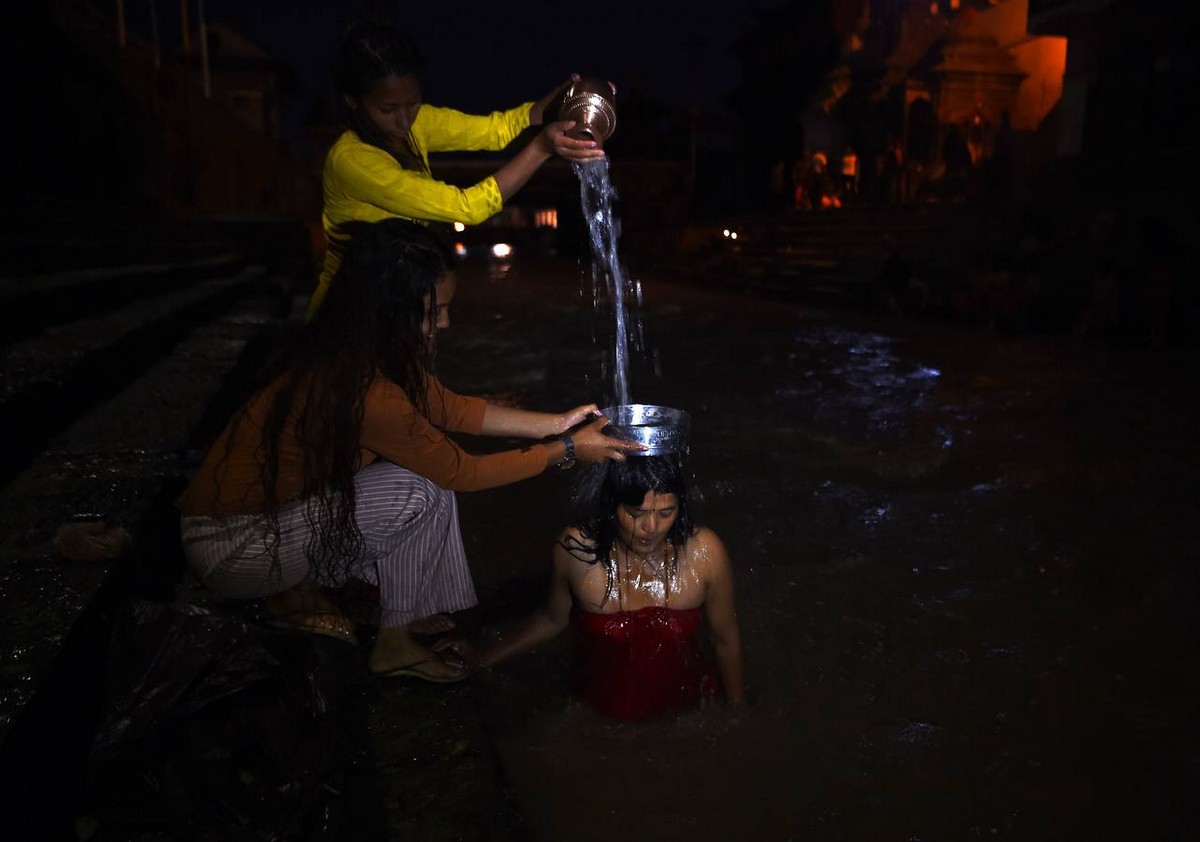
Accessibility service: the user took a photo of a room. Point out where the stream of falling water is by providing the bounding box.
[573,158,640,406]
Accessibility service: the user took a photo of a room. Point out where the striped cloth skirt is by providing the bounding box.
[180,461,477,628]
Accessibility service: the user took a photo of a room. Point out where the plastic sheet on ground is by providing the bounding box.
[82,599,352,841]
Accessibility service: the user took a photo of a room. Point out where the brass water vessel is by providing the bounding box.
[552,76,617,145]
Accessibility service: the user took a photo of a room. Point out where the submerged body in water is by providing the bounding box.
[481,456,743,720]
[571,604,719,720]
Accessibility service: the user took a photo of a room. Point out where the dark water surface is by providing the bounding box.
[443,255,1198,841]
[3,246,1194,840]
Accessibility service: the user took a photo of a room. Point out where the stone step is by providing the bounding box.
[0,242,310,837]
[0,255,247,349]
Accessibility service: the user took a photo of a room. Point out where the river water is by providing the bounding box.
[2,235,1194,839]
[5,195,1195,839]
[446,256,1199,842]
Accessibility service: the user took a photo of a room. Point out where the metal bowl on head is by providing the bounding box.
[600,404,690,456]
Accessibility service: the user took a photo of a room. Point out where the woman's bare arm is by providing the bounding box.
[491,74,611,216]
[492,120,604,201]
[699,529,745,704]
[480,403,597,439]
[480,536,576,669]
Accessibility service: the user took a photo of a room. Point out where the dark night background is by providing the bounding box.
[47,0,769,160]
[2,1,1198,840]
[212,0,755,140]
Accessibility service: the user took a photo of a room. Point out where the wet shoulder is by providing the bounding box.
[554,526,599,572]
[554,527,610,603]
[683,526,731,577]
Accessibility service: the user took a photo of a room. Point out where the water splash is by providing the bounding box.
[572,158,639,406]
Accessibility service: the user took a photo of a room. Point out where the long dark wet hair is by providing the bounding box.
[332,18,429,173]
[250,218,453,581]
[562,455,696,603]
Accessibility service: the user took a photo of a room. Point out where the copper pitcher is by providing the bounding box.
[551,76,617,145]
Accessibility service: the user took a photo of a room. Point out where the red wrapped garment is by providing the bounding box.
[571,606,720,721]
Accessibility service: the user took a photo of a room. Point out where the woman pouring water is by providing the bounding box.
[177,219,644,682]
[309,17,613,318]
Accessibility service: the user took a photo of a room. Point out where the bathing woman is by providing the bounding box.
[480,455,745,719]
[177,219,643,682]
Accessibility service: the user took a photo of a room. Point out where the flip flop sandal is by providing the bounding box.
[371,656,468,684]
[264,611,359,645]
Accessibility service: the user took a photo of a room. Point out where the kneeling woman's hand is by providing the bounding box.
[552,404,602,436]
[572,413,647,464]
[432,638,481,675]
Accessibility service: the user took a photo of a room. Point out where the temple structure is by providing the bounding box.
[810,0,1074,201]
[900,0,1065,164]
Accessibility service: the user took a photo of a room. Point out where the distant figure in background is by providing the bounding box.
[768,158,790,211]
[480,455,745,720]
[984,111,1014,216]
[792,154,811,210]
[885,139,912,205]
[1071,210,1120,340]
[941,125,972,202]
[877,249,928,318]
[809,151,838,209]
[1137,215,1183,347]
[839,146,859,203]
[308,18,608,317]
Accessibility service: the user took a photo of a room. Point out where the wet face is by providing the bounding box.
[421,271,456,348]
[616,490,679,558]
[353,73,422,154]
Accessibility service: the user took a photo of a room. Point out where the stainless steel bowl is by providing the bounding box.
[600,404,690,456]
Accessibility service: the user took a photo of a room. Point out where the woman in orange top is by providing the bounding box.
[178,219,642,682]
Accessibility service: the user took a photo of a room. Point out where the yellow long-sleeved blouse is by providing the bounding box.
[309,101,533,317]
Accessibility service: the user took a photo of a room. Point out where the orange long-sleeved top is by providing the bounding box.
[177,373,547,517]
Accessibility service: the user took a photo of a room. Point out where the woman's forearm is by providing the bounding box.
[713,638,746,704]
[492,138,553,202]
[492,120,605,201]
[481,403,600,440]
[480,609,566,668]
[480,404,559,438]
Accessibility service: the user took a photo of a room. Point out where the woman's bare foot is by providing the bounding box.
[369,625,470,682]
[409,613,456,636]
[265,579,356,644]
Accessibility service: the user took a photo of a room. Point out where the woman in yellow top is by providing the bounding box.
[310,19,608,317]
